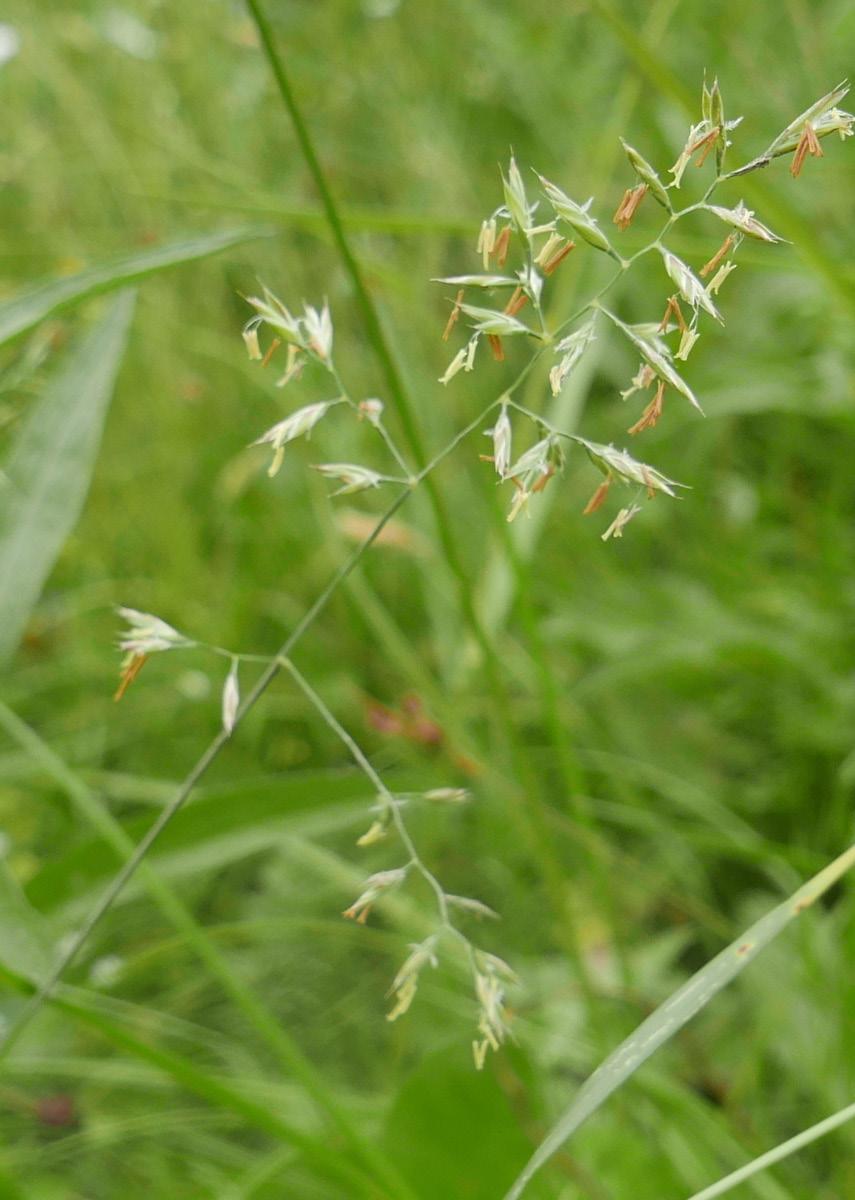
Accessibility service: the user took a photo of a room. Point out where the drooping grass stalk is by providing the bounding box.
[55,59,851,1079]
[280,658,520,1054]
[8,42,851,1196]
[281,659,454,924]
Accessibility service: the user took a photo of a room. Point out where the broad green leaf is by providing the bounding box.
[503,841,855,1200]
[384,1046,555,1200]
[0,292,134,667]
[0,226,271,347]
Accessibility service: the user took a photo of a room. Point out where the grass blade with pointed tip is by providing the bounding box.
[0,291,135,666]
[503,841,855,1200]
[0,226,271,347]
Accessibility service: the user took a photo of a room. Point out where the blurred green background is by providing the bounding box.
[1,0,854,1196]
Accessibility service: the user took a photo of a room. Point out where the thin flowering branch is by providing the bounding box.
[280,657,515,1061]
[242,286,418,490]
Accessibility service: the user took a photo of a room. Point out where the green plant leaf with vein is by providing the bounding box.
[0,227,271,347]
[0,291,135,667]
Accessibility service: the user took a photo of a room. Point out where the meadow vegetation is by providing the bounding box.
[1,2,854,1197]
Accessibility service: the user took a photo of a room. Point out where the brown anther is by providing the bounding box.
[691,126,720,167]
[658,295,687,333]
[114,654,147,702]
[261,336,282,368]
[542,240,576,275]
[700,234,734,278]
[342,904,372,924]
[583,479,611,515]
[494,225,512,267]
[612,184,648,231]
[503,286,529,317]
[531,465,555,494]
[641,466,657,499]
[627,380,666,435]
[487,334,505,362]
[791,122,824,178]
[505,286,522,311]
[442,289,465,341]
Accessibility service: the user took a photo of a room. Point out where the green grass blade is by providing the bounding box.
[0,292,134,667]
[0,227,271,347]
[684,1100,855,1200]
[502,841,855,1200]
[136,192,475,237]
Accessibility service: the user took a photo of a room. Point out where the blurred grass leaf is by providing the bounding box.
[0,227,271,347]
[25,770,426,917]
[0,292,134,667]
[0,861,53,984]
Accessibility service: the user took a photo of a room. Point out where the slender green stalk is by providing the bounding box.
[683,1100,855,1200]
[282,658,454,929]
